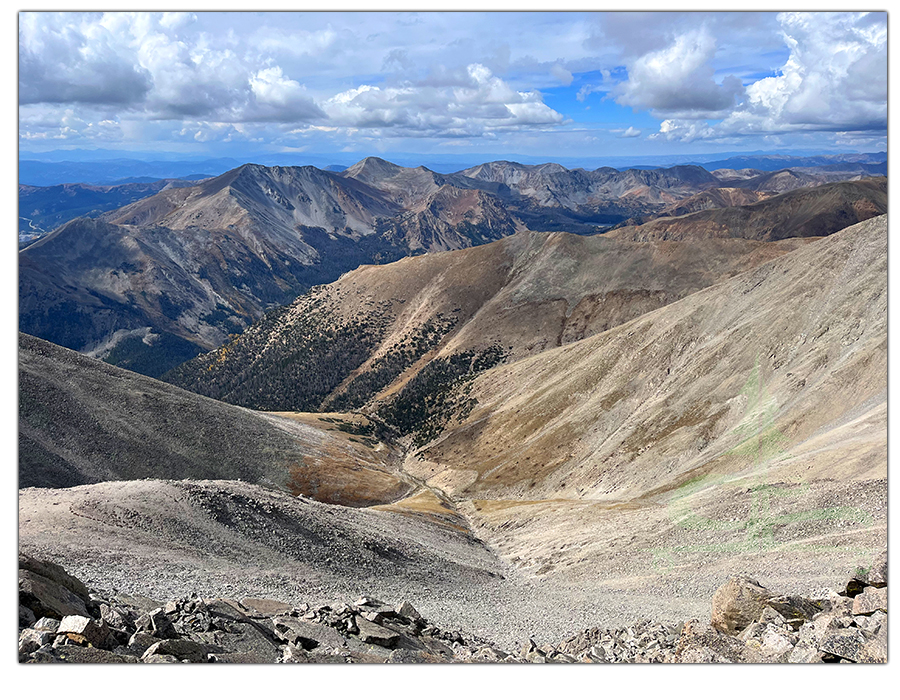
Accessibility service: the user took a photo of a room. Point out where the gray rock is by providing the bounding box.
[34,617,60,633]
[142,638,209,663]
[852,586,887,615]
[142,653,180,663]
[272,616,345,650]
[766,595,824,628]
[819,628,871,662]
[148,608,177,639]
[19,570,89,620]
[204,621,282,663]
[19,628,53,656]
[19,605,36,629]
[99,603,130,630]
[787,642,823,663]
[856,623,887,663]
[395,601,422,621]
[758,625,794,660]
[854,610,886,633]
[355,615,400,648]
[710,576,774,634]
[127,631,159,655]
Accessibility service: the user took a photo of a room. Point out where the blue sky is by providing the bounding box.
[17,8,888,162]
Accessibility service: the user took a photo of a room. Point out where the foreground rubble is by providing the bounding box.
[18,551,886,663]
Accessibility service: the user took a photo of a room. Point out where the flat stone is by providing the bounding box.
[272,616,346,649]
[142,638,209,663]
[710,576,774,634]
[766,595,824,626]
[819,628,871,662]
[852,586,887,615]
[354,615,400,648]
[240,598,293,618]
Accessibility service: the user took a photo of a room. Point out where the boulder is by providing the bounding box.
[852,587,887,616]
[354,615,400,648]
[853,550,887,589]
[19,570,89,619]
[856,624,887,663]
[18,554,91,603]
[19,604,36,629]
[57,615,112,648]
[710,576,774,634]
[819,628,871,662]
[766,595,824,627]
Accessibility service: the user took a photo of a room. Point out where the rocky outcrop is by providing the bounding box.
[19,553,887,663]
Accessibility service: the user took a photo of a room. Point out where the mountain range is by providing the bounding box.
[18,155,887,378]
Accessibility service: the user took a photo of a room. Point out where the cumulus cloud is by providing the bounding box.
[322,63,563,138]
[615,28,744,115]
[647,12,886,142]
[619,126,641,138]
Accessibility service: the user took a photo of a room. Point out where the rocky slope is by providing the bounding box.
[18,550,886,663]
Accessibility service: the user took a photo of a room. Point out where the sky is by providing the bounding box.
[16,8,889,163]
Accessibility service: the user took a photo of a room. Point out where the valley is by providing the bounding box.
[18,157,888,662]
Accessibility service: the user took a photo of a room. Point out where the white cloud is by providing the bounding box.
[620,126,641,138]
[550,64,573,86]
[647,12,886,143]
[615,28,744,115]
[322,64,563,138]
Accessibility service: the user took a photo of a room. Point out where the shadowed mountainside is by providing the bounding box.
[606,178,886,242]
[18,333,410,505]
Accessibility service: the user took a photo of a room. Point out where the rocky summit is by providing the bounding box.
[18,551,886,663]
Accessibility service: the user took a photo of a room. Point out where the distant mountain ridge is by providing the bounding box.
[19,156,887,378]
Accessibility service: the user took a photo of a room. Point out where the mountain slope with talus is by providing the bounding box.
[406,215,885,584]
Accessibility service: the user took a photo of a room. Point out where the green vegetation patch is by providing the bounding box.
[377,344,508,447]
[324,313,457,411]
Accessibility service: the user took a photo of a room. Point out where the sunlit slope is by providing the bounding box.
[414,215,886,503]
